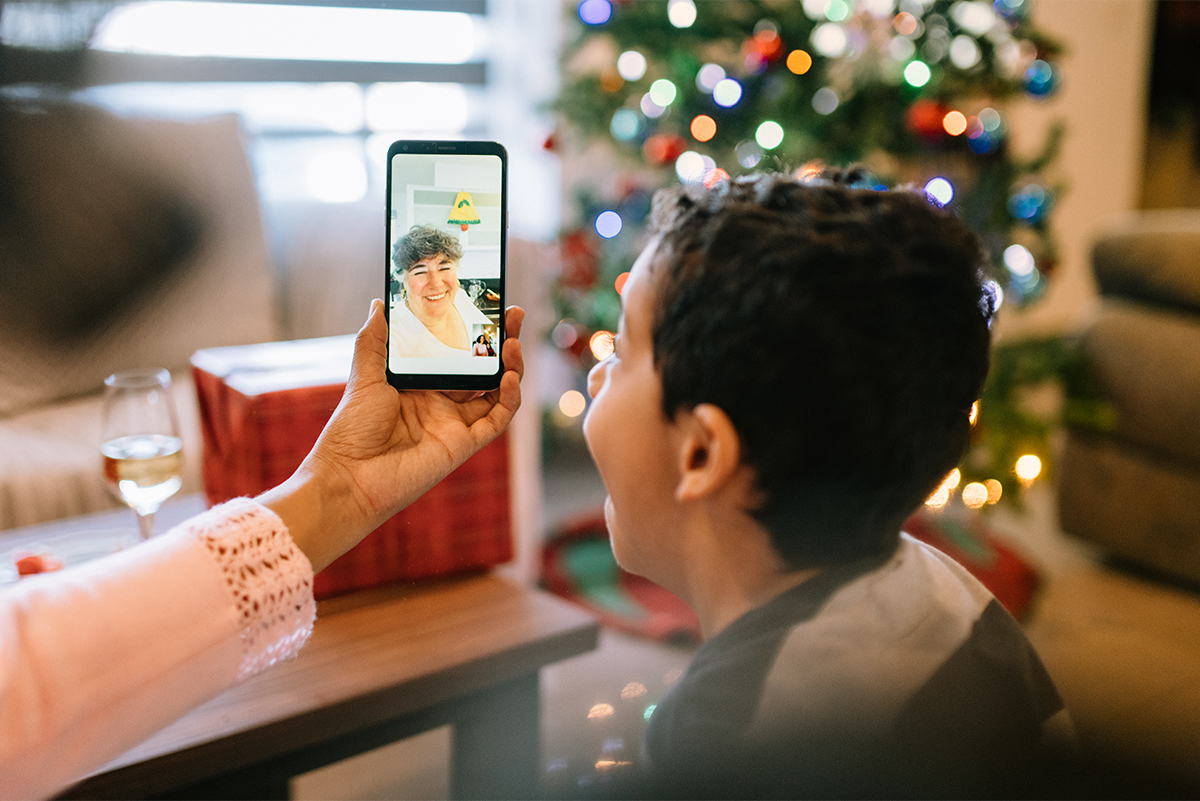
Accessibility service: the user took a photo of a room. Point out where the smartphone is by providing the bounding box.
[385,140,507,391]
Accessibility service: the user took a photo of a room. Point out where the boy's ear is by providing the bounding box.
[675,403,743,502]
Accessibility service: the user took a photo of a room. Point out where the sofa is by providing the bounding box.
[1017,209,1200,794]
[0,108,549,581]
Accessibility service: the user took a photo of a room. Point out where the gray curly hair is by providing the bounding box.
[392,224,463,277]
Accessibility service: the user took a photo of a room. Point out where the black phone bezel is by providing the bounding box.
[384,140,508,392]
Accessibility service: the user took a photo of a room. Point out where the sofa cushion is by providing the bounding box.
[0,371,203,531]
[1092,209,1200,314]
[1057,431,1200,585]
[1083,298,1200,466]
[0,110,278,417]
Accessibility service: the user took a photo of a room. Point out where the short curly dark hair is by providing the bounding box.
[392,224,463,278]
[647,171,995,568]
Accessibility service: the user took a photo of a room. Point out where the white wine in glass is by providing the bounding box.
[101,368,184,540]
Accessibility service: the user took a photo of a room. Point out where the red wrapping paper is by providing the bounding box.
[191,336,512,599]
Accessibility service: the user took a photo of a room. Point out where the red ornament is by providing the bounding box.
[560,229,600,290]
[905,99,951,141]
[642,134,687,166]
[743,30,784,62]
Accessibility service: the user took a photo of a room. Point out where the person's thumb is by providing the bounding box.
[347,298,388,392]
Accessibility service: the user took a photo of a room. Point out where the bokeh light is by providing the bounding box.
[640,93,667,118]
[744,51,768,76]
[696,63,725,92]
[811,22,848,57]
[925,467,961,510]
[979,107,1002,131]
[943,110,967,135]
[690,114,716,142]
[589,330,615,360]
[1015,454,1042,484]
[599,69,623,92]
[595,210,623,239]
[924,177,954,206]
[985,279,1004,314]
[649,78,677,106]
[904,60,932,87]
[786,49,813,74]
[825,0,850,21]
[951,0,996,35]
[735,139,763,168]
[704,167,729,188]
[949,35,981,69]
[667,0,697,28]
[1008,183,1051,223]
[1024,59,1056,97]
[985,479,1004,504]
[675,150,715,183]
[795,161,825,182]
[1004,244,1035,276]
[812,87,839,115]
[890,36,916,62]
[962,482,988,509]
[614,271,630,295]
[578,0,611,25]
[610,108,643,141]
[925,487,949,509]
[968,131,993,154]
[560,390,587,418]
[893,11,918,35]
[617,50,647,81]
[712,77,743,107]
[551,320,579,349]
[969,400,980,425]
[621,682,648,699]
[755,120,784,149]
[945,468,962,490]
[587,702,615,719]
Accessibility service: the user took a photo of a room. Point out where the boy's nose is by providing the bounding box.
[586,359,607,398]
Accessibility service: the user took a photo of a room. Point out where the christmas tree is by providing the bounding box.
[547,0,1111,508]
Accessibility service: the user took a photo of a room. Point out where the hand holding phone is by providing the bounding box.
[385,140,507,391]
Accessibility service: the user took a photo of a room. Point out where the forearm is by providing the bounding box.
[0,499,314,801]
[257,458,363,573]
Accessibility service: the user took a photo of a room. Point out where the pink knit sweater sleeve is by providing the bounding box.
[0,498,315,801]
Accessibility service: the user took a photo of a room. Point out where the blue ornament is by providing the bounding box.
[1024,60,1058,98]
[1007,183,1051,224]
[968,131,993,154]
[578,0,612,25]
[994,0,1027,21]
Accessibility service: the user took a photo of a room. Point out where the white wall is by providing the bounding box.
[998,0,1155,341]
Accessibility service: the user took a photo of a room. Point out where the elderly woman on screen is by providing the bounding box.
[390,224,492,358]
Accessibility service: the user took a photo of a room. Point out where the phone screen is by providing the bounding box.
[385,141,507,391]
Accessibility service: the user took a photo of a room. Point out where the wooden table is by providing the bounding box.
[2,498,599,800]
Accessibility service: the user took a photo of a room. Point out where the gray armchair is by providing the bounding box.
[1058,209,1200,583]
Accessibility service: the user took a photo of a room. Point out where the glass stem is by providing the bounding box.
[137,510,156,540]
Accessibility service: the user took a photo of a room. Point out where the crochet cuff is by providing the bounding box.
[188,498,316,681]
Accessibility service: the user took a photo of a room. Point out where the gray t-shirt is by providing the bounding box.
[644,534,1070,798]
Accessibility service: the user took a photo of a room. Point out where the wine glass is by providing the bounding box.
[100,368,184,540]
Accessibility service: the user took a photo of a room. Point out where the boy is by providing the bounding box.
[583,171,1070,798]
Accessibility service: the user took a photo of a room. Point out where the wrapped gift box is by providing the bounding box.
[191,336,511,599]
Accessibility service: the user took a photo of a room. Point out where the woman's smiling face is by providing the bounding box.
[405,253,459,322]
